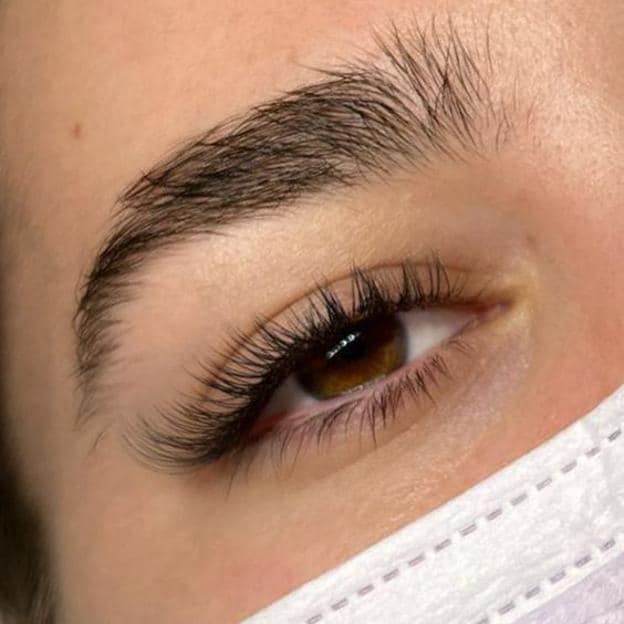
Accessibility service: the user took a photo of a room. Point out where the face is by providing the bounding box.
[1,1,624,622]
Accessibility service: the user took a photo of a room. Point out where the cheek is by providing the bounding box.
[537,189,624,375]
[51,447,312,624]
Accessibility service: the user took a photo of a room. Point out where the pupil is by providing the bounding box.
[296,315,406,400]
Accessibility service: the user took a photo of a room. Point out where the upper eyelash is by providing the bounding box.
[126,256,472,472]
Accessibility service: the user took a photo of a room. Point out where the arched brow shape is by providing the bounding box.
[74,16,511,413]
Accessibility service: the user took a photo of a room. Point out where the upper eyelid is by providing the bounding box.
[207,258,470,377]
[225,257,488,347]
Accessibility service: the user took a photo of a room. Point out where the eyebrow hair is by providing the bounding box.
[74,17,510,406]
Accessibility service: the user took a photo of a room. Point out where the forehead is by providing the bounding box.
[0,1,618,224]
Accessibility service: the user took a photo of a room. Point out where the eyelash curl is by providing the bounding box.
[127,257,480,473]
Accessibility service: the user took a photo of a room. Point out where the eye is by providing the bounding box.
[129,259,498,473]
[256,307,474,427]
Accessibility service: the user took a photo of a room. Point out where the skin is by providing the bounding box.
[1,0,624,622]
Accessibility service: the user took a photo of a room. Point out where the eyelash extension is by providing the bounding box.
[127,257,475,472]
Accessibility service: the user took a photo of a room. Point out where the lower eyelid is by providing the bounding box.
[244,336,469,465]
[227,294,526,484]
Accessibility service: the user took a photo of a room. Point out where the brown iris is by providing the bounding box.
[296,315,407,400]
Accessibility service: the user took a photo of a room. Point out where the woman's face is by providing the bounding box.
[2,1,624,622]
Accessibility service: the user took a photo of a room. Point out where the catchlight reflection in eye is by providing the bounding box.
[297,315,407,400]
[263,307,474,417]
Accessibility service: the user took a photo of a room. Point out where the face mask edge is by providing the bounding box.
[244,383,624,624]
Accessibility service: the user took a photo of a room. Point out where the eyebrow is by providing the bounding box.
[74,18,510,403]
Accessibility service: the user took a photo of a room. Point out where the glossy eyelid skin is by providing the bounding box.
[124,258,512,477]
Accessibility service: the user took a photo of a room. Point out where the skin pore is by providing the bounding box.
[1,1,624,622]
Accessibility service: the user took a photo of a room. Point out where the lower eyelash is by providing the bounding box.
[236,338,469,473]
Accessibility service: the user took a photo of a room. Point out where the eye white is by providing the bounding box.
[262,307,474,417]
[399,307,472,361]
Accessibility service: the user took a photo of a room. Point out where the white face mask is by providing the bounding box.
[244,384,624,624]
